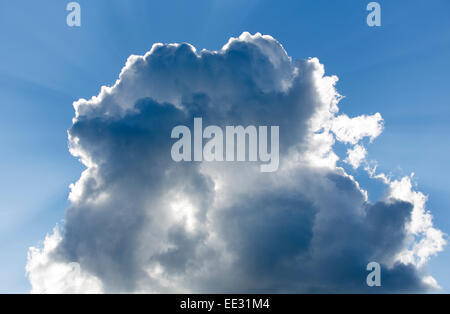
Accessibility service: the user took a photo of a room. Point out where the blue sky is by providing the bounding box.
[0,0,449,293]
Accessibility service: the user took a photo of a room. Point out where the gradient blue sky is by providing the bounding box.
[0,0,449,293]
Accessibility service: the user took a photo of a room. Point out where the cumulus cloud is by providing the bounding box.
[332,113,383,145]
[345,145,367,169]
[27,32,445,293]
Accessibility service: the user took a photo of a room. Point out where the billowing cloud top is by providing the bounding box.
[27,32,445,293]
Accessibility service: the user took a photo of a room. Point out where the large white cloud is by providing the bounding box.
[27,32,446,293]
